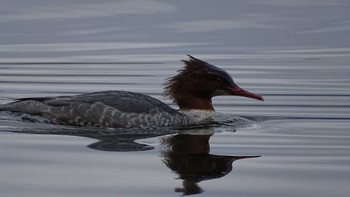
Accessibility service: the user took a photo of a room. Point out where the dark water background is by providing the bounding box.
[1,1,350,196]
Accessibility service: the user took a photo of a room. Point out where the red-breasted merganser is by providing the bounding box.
[0,55,263,128]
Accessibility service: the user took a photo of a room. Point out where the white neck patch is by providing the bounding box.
[180,109,215,123]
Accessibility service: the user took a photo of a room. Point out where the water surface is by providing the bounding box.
[1,0,350,196]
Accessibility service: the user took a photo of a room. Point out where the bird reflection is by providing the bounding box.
[160,128,260,195]
[2,112,260,195]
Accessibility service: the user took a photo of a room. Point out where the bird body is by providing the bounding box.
[0,55,263,128]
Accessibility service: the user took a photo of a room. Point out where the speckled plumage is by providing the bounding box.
[0,91,194,128]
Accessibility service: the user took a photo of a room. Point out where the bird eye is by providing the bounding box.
[215,77,222,84]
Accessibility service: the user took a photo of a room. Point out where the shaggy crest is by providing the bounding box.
[163,55,234,103]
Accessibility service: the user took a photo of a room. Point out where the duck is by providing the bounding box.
[0,55,263,129]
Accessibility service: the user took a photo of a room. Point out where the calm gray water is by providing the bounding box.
[1,1,350,197]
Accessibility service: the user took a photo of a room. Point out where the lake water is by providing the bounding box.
[1,1,350,197]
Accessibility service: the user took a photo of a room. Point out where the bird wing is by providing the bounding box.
[40,90,176,114]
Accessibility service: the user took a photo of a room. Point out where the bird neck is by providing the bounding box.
[175,95,214,111]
